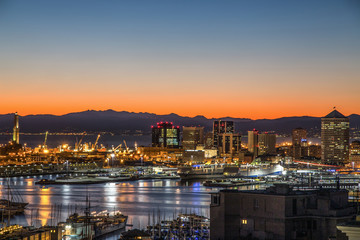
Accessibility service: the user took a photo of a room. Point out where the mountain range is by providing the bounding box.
[0,110,359,135]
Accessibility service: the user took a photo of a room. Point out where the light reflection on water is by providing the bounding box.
[0,176,262,239]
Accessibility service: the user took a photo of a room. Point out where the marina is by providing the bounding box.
[0,176,218,239]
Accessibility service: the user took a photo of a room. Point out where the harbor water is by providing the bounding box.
[0,176,264,239]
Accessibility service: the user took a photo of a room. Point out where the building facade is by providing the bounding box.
[292,128,307,159]
[321,110,350,165]
[248,129,259,157]
[182,126,204,150]
[151,122,180,148]
[213,121,234,148]
[218,133,241,156]
[210,184,355,240]
[258,133,276,155]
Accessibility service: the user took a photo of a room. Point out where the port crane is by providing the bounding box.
[112,144,122,153]
[92,134,101,151]
[75,132,86,151]
[123,140,129,153]
[42,131,48,149]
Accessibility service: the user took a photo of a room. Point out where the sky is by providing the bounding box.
[0,0,359,119]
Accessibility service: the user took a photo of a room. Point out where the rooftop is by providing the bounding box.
[323,109,347,119]
[218,184,349,196]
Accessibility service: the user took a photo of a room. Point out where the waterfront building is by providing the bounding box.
[218,133,241,156]
[182,126,204,150]
[151,122,180,148]
[210,184,355,240]
[258,133,276,155]
[183,150,205,163]
[292,128,307,159]
[321,109,350,165]
[248,129,259,157]
[13,112,20,144]
[213,120,234,148]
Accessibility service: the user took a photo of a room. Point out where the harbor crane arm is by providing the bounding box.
[113,144,122,152]
[123,140,129,153]
[92,134,101,150]
[76,131,86,151]
[43,131,48,149]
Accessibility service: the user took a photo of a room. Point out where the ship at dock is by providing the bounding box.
[177,164,283,180]
[59,210,128,240]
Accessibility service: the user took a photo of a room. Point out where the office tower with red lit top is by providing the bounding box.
[151,122,180,148]
[213,120,234,147]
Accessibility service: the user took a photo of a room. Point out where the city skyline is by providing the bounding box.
[1,0,360,118]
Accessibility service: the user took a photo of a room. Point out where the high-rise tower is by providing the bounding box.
[213,120,234,147]
[152,122,180,148]
[321,109,349,165]
[292,128,307,159]
[248,129,259,157]
[13,112,20,144]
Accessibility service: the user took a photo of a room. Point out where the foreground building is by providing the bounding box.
[321,109,350,165]
[210,184,355,240]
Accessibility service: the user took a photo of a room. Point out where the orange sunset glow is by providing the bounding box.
[1,1,359,119]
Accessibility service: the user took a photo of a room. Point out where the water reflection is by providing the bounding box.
[39,187,51,226]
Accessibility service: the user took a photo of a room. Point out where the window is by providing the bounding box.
[242,219,247,224]
[292,199,297,215]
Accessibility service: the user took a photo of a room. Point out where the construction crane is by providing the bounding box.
[92,134,101,151]
[123,140,129,153]
[42,131,48,149]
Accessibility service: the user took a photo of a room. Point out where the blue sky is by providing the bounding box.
[0,0,359,118]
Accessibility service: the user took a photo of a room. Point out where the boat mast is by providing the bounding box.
[7,177,11,227]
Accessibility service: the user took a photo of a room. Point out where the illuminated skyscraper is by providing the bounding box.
[182,126,204,150]
[292,128,307,159]
[213,120,234,147]
[218,133,241,156]
[321,109,349,165]
[248,129,259,157]
[13,112,20,144]
[258,133,276,155]
[151,122,180,148]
